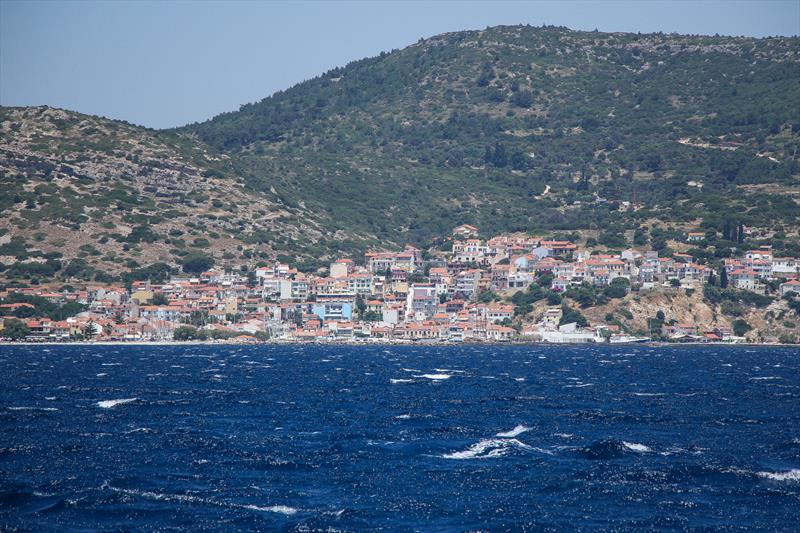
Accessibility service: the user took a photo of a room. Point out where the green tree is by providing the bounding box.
[174,325,207,341]
[477,290,498,303]
[355,294,366,318]
[151,292,169,306]
[181,253,214,274]
[83,321,97,339]
[363,310,382,322]
[2,318,30,340]
[560,305,588,327]
[511,89,534,108]
[603,277,630,299]
[732,319,752,337]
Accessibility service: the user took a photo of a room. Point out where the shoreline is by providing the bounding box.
[0,340,795,348]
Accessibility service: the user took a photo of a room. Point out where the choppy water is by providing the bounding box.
[1,344,798,531]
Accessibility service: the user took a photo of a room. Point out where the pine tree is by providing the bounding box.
[493,142,508,168]
[483,146,493,166]
[737,223,745,244]
[720,268,728,289]
[723,220,731,241]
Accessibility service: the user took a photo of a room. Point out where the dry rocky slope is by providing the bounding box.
[0,106,331,277]
[575,291,798,344]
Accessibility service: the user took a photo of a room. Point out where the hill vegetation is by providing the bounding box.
[1,25,799,286]
[183,25,800,247]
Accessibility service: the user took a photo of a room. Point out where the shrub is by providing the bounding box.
[732,319,752,337]
[1,318,30,340]
[560,305,588,327]
[173,325,206,341]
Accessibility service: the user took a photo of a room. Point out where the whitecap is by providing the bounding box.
[103,483,297,514]
[756,469,800,482]
[401,368,420,372]
[496,425,531,438]
[97,398,138,409]
[390,378,414,384]
[415,374,451,380]
[633,392,666,397]
[7,406,59,411]
[622,441,652,453]
[514,377,525,382]
[441,438,544,459]
[750,376,781,381]
[243,504,298,515]
[395,414,412,419]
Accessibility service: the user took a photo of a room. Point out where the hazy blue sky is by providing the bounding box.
[2,0,798,129]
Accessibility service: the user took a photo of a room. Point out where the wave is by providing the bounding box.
[580,439,652,459]
[103,483,297,514]
[622,441,652,453]
[242,504,298,514]
[390,378,414,384]
[96,398,138,409]
[7,406,59,411]
[756,469,800,482]
[441,438,535,459]
[415,374,451,380]
[496,425,531,438]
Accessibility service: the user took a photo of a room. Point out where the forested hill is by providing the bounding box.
[180,25,800,253]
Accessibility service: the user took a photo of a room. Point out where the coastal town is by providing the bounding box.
[2,224,799,344]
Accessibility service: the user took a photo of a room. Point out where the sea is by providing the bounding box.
[1,343,798,531]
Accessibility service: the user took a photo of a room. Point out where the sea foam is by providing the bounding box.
[756,469,800,482]
[496,425,532,438]
[442,438,534,459]
[97,398,138,409]
[104,483,297,514]
[622,441,652,453]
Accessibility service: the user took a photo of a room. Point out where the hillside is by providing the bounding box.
[1,25,799,286]
[0,106,331,283]
[182,25,800,249]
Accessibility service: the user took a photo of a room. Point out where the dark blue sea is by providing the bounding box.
[1,344,798,531]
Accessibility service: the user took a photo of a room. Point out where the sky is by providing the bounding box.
[1,0,798,129]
